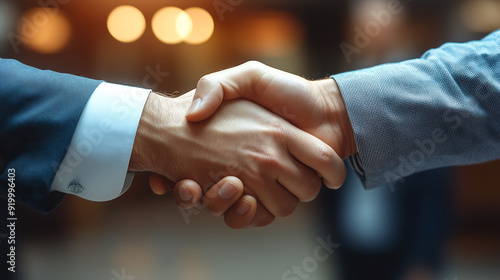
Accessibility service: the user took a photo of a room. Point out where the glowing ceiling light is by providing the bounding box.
[152,7,193,44]
[176,10,193,40]
[107,5,146,43]
[19,8,71,54]
[184,8,214,45]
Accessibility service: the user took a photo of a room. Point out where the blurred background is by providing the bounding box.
[1,0,500,279]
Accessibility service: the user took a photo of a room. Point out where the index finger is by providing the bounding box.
[285,126,346,189]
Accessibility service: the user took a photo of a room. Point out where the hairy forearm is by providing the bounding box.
[129,92,178,175]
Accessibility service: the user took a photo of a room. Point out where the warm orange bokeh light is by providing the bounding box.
[19,8,71,54]
[232,12,304,56]
[460,0,500,33]
[152,7,193,45]
[176,10,193,40]
[107,5,146,43]
[184,8,214,45]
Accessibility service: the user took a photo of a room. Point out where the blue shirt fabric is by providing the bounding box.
[334,30,500,189]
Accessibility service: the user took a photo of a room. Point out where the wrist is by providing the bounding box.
[317,78,358,158]
[129,92,171,174]
[129,92,193,180]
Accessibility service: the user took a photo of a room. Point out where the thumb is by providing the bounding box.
[185,61,268,122]
[185,78,225,122]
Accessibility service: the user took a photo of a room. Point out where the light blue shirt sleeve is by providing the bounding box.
[333,30,500,189]
[50,82,150,201]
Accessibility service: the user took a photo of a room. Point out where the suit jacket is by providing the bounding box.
[0,59,101,212]
[334,30,500,188]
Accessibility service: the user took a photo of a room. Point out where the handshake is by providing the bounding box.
[128,61,358,229]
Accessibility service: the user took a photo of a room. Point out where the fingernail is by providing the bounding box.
[236,201,251,215]
[218,182,238,200]
[186,98,201,116]
[324,180,341,190]
[179,187,193,202]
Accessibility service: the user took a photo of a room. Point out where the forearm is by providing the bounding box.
[334,30,500,188]
[129,92,190,179]
[129,92,163,174]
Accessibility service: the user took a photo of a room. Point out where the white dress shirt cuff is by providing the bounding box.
[50,82,151,201]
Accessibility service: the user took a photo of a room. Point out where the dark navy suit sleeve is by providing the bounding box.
[0,59,102,212]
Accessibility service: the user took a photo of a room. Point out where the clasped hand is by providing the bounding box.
[131,61,357,229]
